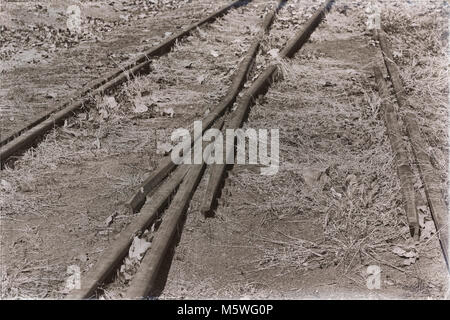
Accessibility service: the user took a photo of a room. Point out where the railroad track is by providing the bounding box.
[3,0,446,299]
[373,29,449,268]
[0,0,251,167]
[64,0,335,299]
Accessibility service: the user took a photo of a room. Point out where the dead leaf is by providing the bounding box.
[161,107,174,117]
[418,211,426,228]
[104,212,118,227]
[129,236,151,261]
[98,108,108,119]
[123,271,133,281]
[385,279,395,286]
[62,128,81,137]
[0,179,12,191]
[301,167,328,187]
[93,137,101,149]
[45,92,57,99]
[157,142,172,155]
[392,246,406,256]
[197,74,205,84]
[421,220,435,240]
[78,253,88,263]
[402,257,416,266]
[210,50,219,58]
[393,50,403,58]
[103,96,118,110]
[133,97,148,113]
[345,174,358,197]
[331,187,342,199]
[392,245,418,262]
[268,48,279,58]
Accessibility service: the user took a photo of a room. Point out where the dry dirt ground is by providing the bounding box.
[0,0,222,137]
[1,0,449,299]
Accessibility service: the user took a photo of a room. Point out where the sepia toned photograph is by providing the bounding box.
[0,0,449,302]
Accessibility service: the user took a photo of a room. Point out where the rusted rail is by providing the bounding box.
[376,29,449,266]
[373,67,419,238]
